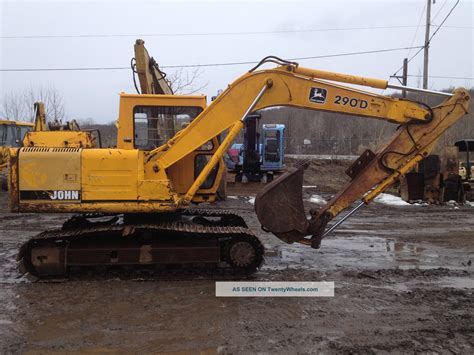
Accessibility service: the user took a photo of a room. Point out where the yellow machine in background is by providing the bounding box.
[1,101,95,185]
[1,103,97,190]
[0,120,34,190]
[8,57,470,280]
[0,120,33,170]
[21,102,97,149]
[456,140,474,182]
[132,39,173,96]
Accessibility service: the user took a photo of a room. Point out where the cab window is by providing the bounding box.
[0,125,20,147]
[19,126,31,143]
[133,106,203,150]
[195,155,218,189]
[0,125,6,145]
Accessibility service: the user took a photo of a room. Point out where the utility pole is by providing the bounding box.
[423,0,432,89]
[402,58,408,98]
[391,58,408,98]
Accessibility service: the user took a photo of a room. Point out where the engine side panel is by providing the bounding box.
[19,147,81,202]
[81,149,138,201]
[15,148,179,213]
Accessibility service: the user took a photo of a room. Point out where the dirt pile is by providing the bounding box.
[286,158,351,192]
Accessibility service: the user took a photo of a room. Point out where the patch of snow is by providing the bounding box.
[374,193,411,206]
[308,194,326,204]
[227,196,239,200]
[246,197,255,205]
[466,201,474,207]
[446,200,465,209]
[410,200,429,206]
[303,185,318,188]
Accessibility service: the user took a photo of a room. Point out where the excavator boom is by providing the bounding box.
[155,65,432,170]
[255,88,470,248]
[148,58,469,248]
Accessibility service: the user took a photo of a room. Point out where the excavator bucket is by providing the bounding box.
[254,162,311,244]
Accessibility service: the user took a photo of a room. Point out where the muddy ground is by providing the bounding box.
[0,162,473,353]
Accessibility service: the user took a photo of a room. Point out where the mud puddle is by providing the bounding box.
[437,276,474,289]
[262,235,463,272]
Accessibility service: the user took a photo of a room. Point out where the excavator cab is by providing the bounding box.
[115,93,225,203]
[0,121,33,149]
[1,120,33,189]
[1,120,33,168]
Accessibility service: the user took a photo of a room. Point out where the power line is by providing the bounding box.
[0,26,433,39]
[436,25,473,29]
[389,73,472,87]
[406,74,473,80]
[0,66,128,72]
[1,25,470,40]
[392,0,460,76]
[429,0,460,41]
[0,45,424,72]
[407,1,427,58]
[393,47,424,76]
[431,0,449,22]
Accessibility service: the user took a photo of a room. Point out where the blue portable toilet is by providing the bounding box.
[261,124,285,171]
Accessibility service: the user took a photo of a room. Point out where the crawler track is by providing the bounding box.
[17,209,264,281]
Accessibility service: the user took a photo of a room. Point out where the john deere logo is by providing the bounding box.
[309,87,327,104]
[19,190,81,201]
[51,190,80,200]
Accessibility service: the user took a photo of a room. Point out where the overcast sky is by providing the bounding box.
[1,0,473,123]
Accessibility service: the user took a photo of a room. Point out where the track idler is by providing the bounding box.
[254,161,329,248]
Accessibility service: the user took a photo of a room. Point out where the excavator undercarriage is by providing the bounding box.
[18,209,264,280]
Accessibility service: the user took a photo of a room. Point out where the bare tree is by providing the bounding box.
[167,67,208,94]
[0,86,65,122]
[0,92,26,122]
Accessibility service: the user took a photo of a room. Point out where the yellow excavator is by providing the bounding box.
[1,120,34,190]
[0,120,33,170]
[1,102,98,191]
[21,102,98,149]
[7,57,470,280]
